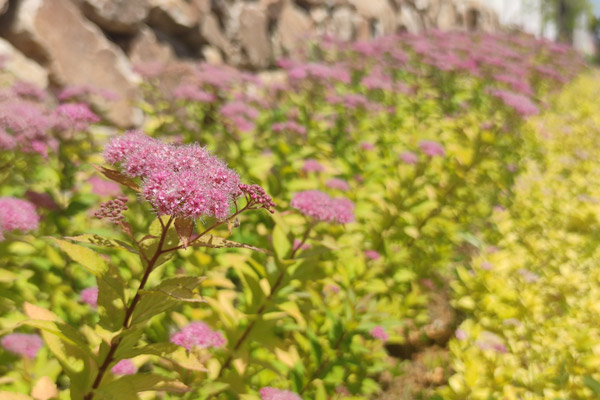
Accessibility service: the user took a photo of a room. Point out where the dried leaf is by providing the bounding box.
[31,377,58,400]
[174,218,194,249]
[93,165,140,192]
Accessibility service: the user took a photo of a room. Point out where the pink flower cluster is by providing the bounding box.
[80,287,99,308]
[0,197,40,241]
[1,333,43,358]
[364,250,381,260]
[52,103,100,132]
[418,140,445,157]
[259,387,302,400]
[271,120,307,135]
[302,159,324,173]
[370,326,389,341]
[291,190,354,224]
[400,151,418,164]
[172,84,216,103]
[490,89,539,116]
[111,359,137,375]
[0,101,54,157]
[326,178,350,191]
[104,131,244,220]
[220,101,259,132]
[89,176,121,197]
[170,322,226,350]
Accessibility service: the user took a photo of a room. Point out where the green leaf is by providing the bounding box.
[190,235,270,254]
[65,234,136,253]
[22,304,97,399]
[49,238,109,276]
[307,330,323,364]
[272,225,291,259]
[584,376,600,394]
[119,342,180,359]
[48,238,127,332]
[95,374,188,399]
[130,276,205,326]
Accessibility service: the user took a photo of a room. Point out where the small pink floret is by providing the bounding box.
[370,326,389,341]
[111,359,137,376]
[259,387,302,400]
[326,178,350,191]
[400,151,418,164]
[80,287,99,308]
[1,333,43,358]
[170,322,226,350]
[364,250,381,260]
[302,159,324,173]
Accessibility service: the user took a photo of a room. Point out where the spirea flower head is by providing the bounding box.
[170,322,226,350]
[0,197,40,240]
[111,359,137,375]
[302,159,324,173]
[1,333,43,358]
[172,84,216,103]
[400,151,418,164]
[52,103,100,132]
[364,250,381,260]
[291,190,354,224]
[370,326,389,341]
[104,131,250,220]
[490,89,539,116]
[418,140,445,157]
[326,178,350,191]
[80,287,98,308]
[259,387,302,400]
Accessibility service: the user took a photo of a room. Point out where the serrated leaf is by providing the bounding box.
[96,374,188,399]
[50,238,127,332]
[93,165,140,192]
[272,225,291,259]
[190,235,269,254]
[130,277,205,325]
[65,234,136,253]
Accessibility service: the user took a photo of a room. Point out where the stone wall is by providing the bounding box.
[0,0,500,126]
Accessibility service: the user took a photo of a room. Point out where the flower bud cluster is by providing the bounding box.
[94,196,128,224]
[239,184,276,213]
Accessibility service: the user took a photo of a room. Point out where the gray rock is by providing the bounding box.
[0,37,48,88]
[239,4,271,69]
[148,0,199,35]
[81,0,150,34]
[129,25,175,66]
[4,0,141,127]
[277,1,313,54]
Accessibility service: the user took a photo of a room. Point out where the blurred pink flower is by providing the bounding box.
[370,326,389,341]
[170,322,226,350]
[259,387,302,400]
[302,159,324,173]
[364,250,381,260]
[1,333,43,358]
[291,190,354,224]
[0,197,39,240]
[89,176,121,197]
[111,359,137,376]
[326,178,350,191]
[418,140,445,157]
[80,287,99,308]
